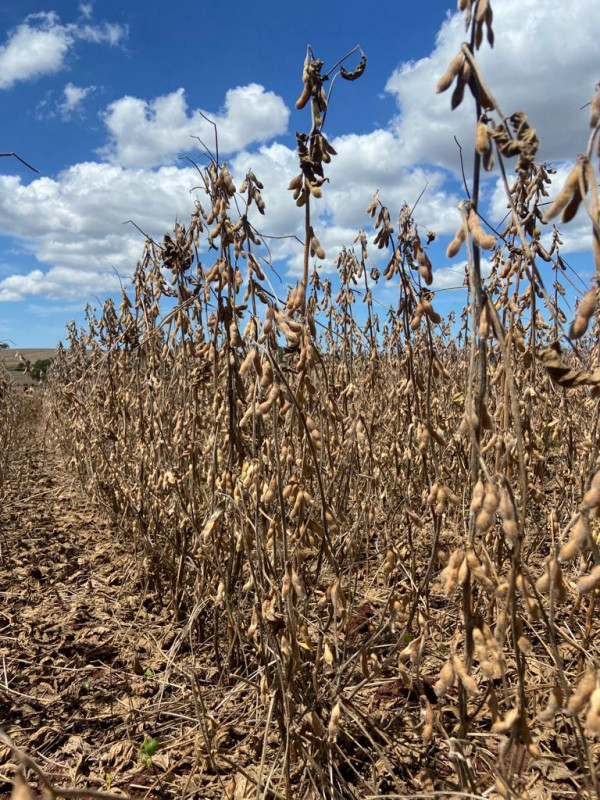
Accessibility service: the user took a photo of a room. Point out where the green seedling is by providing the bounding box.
[138,736,159,767]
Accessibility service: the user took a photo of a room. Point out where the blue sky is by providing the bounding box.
[0,0,598,346]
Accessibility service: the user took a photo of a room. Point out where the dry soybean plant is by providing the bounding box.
[45,5,600,799]
[0,363,17,501]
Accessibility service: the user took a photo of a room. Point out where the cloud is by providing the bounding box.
[2,0,597,307]
[325,133,460,234]
[101,84,290,168]
[58,82,94,117]
[430,259,492,291]
[0,12,71,89]
[385,0,600,173]
[0,163,203,301]
[430,264,468,291]
[77,22,127,47]
[0,267,122,302]
[0,10,127,90]
[79,3,94,20]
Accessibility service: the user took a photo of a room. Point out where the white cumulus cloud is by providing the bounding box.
[101,84,290,168]
[0,267,122,302]
[0,163,203,301]
[1,0,598,305]
[0,10,127,90]
[385,0,600,173]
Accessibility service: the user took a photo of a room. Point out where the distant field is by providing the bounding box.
[0,348,57,386]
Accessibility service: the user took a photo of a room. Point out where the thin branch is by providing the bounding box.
[0,152,39,173]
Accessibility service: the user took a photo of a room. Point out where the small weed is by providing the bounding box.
[138,736,158,768]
